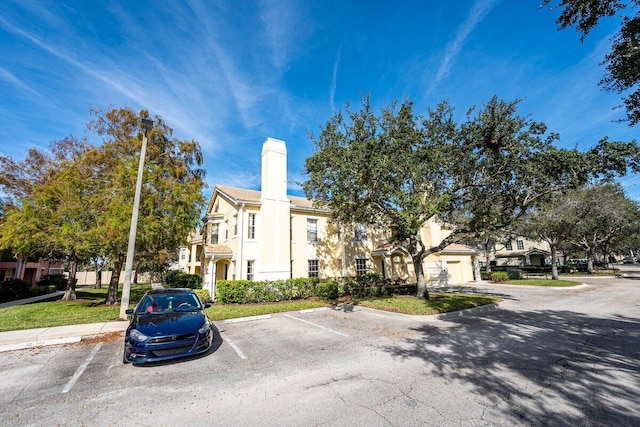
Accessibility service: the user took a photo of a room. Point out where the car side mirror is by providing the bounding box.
[125,309,133,315]
[204,303,211,309]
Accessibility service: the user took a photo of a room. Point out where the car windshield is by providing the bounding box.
[138,293,202,314]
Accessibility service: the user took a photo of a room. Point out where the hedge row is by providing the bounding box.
[0,279,58,304]
[164,271,202,289]
[215,273,416,304]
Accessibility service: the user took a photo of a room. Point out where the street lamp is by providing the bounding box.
[119,117,154,320]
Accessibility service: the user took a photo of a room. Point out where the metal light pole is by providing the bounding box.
[119,118,154,320]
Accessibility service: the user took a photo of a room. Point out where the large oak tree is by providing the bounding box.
[304,96,640,298]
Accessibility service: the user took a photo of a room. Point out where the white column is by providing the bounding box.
[209,260,217,301]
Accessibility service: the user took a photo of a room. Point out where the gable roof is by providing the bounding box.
[208,184,327,213]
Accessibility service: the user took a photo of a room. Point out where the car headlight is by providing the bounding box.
[198,322,210,334]
[130,329,149,342]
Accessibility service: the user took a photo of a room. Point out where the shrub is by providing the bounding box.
[279,277,319,300]
[194,289,211,304]
[216,280,251,304]
[38,274,67,291]
[0,279,58,303]
[317,280,339,300]
[507,269,523,280]
[491,272,509,283]
[165,271,202,289]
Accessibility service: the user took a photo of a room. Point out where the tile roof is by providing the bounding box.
[216,185,262,203]
[214,185,325,211]
[204,244,233,254]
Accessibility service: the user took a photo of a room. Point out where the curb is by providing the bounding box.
[0,321,129,353]
[0,336,82,352]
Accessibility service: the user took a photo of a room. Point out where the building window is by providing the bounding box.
[211,223,219,244]
[181,251,186,261]
[247,260,254,281]
[356,258,368,275]
[355,223,368,243]
[233,214,238,236]
[307,219,318,243]
[225,220,229,240]
[505,241,512,251]
[232,261,236,280]
[308,259,319,278]
[516,239,524,250]
[248,213,256,239]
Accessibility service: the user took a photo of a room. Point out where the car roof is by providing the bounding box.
[144,288,195,296]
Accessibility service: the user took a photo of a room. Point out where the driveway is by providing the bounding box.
[0,274,638,426]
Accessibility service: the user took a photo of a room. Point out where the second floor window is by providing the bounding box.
[307,219,318,243]
[225,220,229,240]
[248,213,256,239]
[211,223,219,244]
[355,223,368,243]
[505,241,513,251]
[233,214,238,236]
[516,239,524,250]
[308,259,319,278]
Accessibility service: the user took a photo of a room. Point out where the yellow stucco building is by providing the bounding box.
[189,137,478,298]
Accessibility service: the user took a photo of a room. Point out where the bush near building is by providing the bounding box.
[0,279,57,303]
[215,274,416,304]
[164,271,202,289]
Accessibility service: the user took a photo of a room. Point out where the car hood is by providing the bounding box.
[132,311,207,337]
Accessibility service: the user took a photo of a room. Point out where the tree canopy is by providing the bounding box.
[304,96,640,297]
[0,108,206,302]
[543,0,640,125]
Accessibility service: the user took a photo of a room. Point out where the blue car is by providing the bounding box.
[123,287,213,364]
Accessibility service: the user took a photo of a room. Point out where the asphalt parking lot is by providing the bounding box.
[1,274,639,427]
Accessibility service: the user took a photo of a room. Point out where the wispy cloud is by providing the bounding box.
[0,65,41,97]
[259,0,296,72]
[432,0,498,88]
[330,46,342,112]
[0,15,147,107]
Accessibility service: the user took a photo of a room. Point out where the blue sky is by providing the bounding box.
[1,0,638,201]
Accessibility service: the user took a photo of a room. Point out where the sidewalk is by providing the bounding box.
[0,292,129,353]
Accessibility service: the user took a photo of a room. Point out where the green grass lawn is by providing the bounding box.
[501,278,579,287]
[0,284,502,332]
[355,292,500,315]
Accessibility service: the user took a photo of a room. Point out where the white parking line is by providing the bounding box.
[284,314,350,337]
[220,332,247,360]
[61,343,102,394]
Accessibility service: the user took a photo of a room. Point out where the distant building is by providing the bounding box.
[191,137,478,299]
[482,237,551,267]
[177,230,202,275]
[0,250,64,284]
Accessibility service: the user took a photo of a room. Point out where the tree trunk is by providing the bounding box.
[62,251,78,301]
[550,244,559,280]
[484,241,492,274]
[94,269,102,289]
[105,256,123,305]
[413,255,429,300]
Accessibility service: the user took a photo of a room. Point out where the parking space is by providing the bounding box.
[3,279,639,427]
[0,305,439,404]
[0,304,468,426]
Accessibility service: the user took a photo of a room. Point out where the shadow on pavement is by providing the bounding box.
[383,308,640,426]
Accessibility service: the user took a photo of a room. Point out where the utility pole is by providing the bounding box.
[119,117,154,320]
